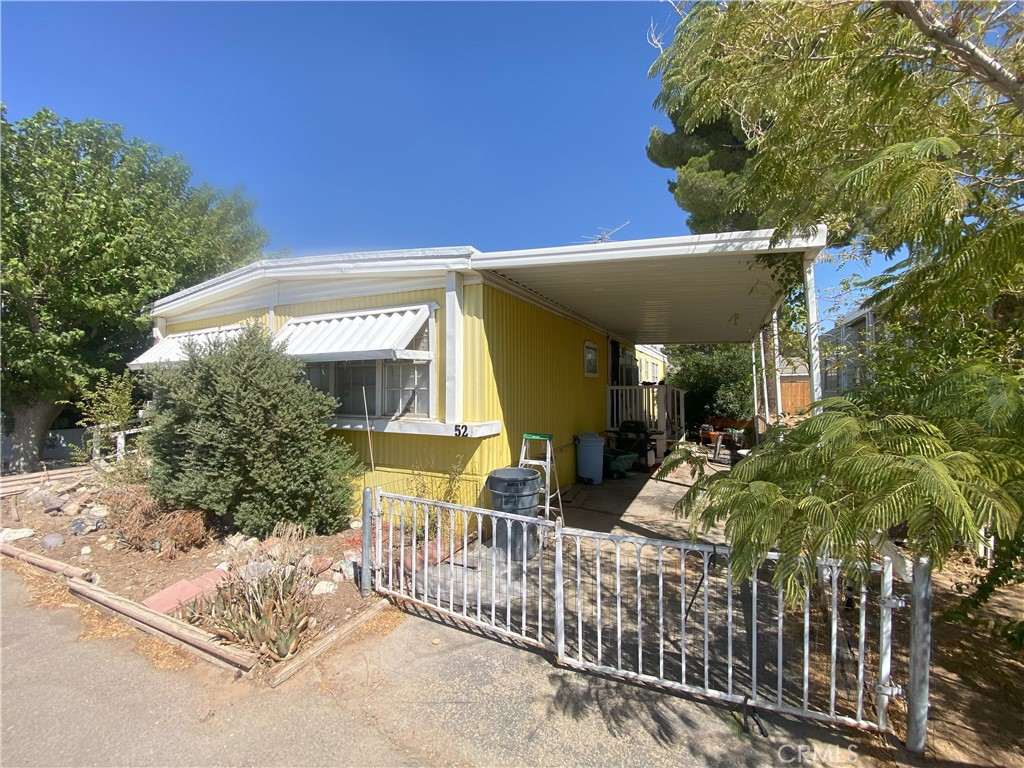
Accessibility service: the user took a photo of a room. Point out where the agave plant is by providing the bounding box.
[186,522,321,662]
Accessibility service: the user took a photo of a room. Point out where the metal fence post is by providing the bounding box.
[360,487,373,597]
[553,517,565,663]
[876,557,893,732]
[906,556,933,755]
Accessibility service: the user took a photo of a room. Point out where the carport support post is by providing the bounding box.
[803,255,822,409]
[360,487,373,597]
[906,556,933,755]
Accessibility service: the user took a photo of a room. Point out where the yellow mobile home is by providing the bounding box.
[130,229,826,503]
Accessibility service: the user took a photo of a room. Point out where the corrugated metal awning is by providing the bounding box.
[275,303,437,362]
[127,325,243,370]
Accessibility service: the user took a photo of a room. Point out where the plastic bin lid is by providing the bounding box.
[578,432,604,442]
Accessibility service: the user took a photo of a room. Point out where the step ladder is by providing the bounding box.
[519,433,562,519]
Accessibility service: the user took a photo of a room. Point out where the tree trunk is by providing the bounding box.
[5,401,63,474]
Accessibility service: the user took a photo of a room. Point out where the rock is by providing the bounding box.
[343,549,361,566]
[41,494,66,515]
[101,542,116,552]
[239,561,273,580]
[89,504,110,518]
[431,638,440,646]
[61,502,82,517]
[332,571,345,583]
[334,560,356,581]
[73,491,94,505]
[98,535,108,543]
[331,559,346,572]
[297,553,314,572]
[312,555,333,574]
[40,533,65,550]
[20,489,44,505]
[223,532,246,549]
[215,562,229,572]
[0,528,35,543]
[312,580,337,595]
[70,516,106,536]
[80,546,92,556]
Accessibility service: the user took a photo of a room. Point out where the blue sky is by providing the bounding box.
[3,1,876,323]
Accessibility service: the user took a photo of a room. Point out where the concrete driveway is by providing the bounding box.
[1,573,887,767]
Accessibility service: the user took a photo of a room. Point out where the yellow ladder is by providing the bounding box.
[519,432,562,519]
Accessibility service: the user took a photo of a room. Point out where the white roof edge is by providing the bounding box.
[149,227,827,318]
[151,246,478,314]
[473,227,826,269]
[634,343,668,362]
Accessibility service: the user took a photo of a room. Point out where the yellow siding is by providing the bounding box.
[161,282,609,505]
[634,347,665,383]
[470,285,606,490]
[166,310,268,334]
[331,430,493,507]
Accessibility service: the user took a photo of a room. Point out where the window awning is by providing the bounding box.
[275,303,437,363]
[127,325,243,370]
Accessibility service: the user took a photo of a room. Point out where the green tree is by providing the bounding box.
[652,2,1024,594]
[1,107,266,471]
[666,344,752,429]
[144,323,364,538]
[647,112,760,234]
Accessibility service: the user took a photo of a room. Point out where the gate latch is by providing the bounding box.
[875,683,903,698]
[883,594,908,609]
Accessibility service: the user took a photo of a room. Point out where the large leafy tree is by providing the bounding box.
[666,343,752,429]
[652,2,1024,594]
[1,108,266,471]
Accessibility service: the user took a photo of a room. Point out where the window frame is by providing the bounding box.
[304,307,438,421]
[583,341,599,378]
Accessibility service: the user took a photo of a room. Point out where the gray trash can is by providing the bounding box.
[487,467,542,561]
[575,432,604,485]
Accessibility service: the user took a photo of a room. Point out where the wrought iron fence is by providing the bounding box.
[370,488,895,732]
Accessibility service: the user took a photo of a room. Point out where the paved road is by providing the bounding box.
[1,574,882,767]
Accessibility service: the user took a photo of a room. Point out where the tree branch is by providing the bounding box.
[883,0,1024,114]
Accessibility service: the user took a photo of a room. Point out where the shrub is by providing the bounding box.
[143,323,363,537]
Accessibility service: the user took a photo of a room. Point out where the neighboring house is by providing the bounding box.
[821,306,880,399]
[130,229,825,504]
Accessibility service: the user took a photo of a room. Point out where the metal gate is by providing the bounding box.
[369,488,897,732]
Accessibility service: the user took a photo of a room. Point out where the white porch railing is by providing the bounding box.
[607,385,686,454]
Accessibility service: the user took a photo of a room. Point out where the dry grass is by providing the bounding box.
[350,604,404,641]
[4,560,76,610]
[135,635,196,670]
[2,559,136,641]
[104,485,208,558]
[75,604,137,641]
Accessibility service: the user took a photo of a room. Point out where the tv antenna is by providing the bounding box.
[581,220,631,244]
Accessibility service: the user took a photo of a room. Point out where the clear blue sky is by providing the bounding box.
[3,1,874,323]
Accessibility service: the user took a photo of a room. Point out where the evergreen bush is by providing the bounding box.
[143,323,363,537]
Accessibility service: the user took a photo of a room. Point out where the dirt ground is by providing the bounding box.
[3,465,1023,765]
[1,471,373,665]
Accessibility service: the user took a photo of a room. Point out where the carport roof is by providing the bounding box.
[150,227,825,345]
[474,229,825,344]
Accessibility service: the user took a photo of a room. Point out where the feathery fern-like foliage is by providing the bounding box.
[650,1,1024,325]
[660,365,1024,605]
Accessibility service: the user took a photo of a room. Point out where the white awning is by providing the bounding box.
[275,303,437,363]
[127,325,243,370]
